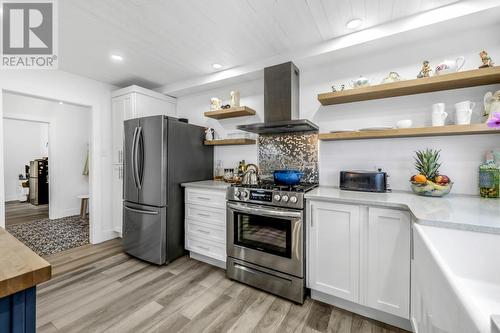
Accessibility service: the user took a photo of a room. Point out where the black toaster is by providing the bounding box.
[340,170,389,193]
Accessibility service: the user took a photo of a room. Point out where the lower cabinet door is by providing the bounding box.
[308,201,360,303]
[365,207,410,318]
[112,165,123,234]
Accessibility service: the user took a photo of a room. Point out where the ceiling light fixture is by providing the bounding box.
[212,63,222,70]
[346,18,362,29]
[59,101,63,105]
[111,54,124,62]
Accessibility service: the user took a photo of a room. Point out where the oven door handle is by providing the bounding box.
[227,202,302,218]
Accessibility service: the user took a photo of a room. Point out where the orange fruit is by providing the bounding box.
[414,174,427,183]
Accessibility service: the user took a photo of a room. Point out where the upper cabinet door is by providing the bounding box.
[365,207,410,319]
[112,95,135,164]
[135,93,176,118]
[308,201,360,303]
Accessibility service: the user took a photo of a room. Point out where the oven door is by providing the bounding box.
[227,201,304,278]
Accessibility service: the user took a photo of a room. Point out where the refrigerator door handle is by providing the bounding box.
[124,205,159,215]
[131,127,139,188]
[135,126,143,190]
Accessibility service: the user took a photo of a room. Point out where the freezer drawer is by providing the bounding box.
[123,202,167,265]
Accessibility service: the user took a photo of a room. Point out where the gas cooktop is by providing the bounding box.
[231,181,318,193]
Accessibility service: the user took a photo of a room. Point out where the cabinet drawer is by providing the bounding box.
[186,220,225,243]
[186,235,226,262]
[185,188,226,208]
[185,204,225,227]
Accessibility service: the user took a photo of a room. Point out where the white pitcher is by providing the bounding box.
[435,56,465,75]
[432,103,448,126]
[454,101,475,125]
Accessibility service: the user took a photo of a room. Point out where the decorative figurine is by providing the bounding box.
[479,50,494,68]
[381,72,402,84]
[210,97,222,110]
[204,128,215,141]
[229,90,240,108]
[417,60,432,78]
[331,84,345,92]
[350,76,370,88]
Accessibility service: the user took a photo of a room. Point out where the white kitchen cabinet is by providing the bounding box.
[308,201,360,303]
[307,200,411,323]
[112,164,123,234]
[111,85,176,165]
[111,85,176,234]
[184,187,227,268]
[365,207,410,318]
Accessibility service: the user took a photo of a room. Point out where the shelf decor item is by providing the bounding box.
[479,151,499,198]
[479,50,494,68]
[417,60,432,78]
[434,56,465,76]
[229,90,240,108]
[350,75,371,88]
[410,149,453,197]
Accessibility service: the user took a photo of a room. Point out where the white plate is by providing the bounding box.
[329,129,356,133]
[358,126,394,131]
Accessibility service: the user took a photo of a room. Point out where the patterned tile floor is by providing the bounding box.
[6,215,89,256]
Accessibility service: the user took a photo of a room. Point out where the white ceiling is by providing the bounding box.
[59,0,461,89]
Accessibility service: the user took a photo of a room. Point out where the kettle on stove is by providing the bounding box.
[241,164,259,186]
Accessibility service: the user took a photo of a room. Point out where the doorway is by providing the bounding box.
[2,91,92,256]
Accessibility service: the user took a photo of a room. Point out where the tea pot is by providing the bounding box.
[350,75,370,88]
[484,90,500,121]
[381,72,401,84]
[241,164,259,186]
[435,56,465,75]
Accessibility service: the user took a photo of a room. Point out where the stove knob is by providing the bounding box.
[241,191,249,199]
[234,190,240,198]
[289,196,298,204]
[281,195,289,202]
[274,194,281,202]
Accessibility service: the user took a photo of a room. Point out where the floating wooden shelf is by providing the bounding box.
[319,124,500,141]
[204,106,256,119]
[204,138,256,146]
[318,67,500,106]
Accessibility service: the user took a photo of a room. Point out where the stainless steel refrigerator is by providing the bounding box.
[122,116,213,265]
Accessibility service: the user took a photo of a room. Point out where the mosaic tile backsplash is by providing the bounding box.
[258,132,319,183]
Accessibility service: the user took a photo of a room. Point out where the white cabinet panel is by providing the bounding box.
[186,234,226,262]
[185,204,226,227]
[135,93,176,118]
[185,188,226,209]
[308,201,360,302]
[111,96,132,165]
[366,208,410,319]
[186,219,225,243]
[112,164,123,234]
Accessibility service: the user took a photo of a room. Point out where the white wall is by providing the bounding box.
[3,93,90,218]
[177,23,500,195]
[3,119,48,201]
[0,70,116,244]
[176,79,262,169]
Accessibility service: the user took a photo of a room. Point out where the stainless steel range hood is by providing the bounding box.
[237,62,318,134]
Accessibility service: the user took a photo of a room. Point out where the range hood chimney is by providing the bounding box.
[237,62,318,134]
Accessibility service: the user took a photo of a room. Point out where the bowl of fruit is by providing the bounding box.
[410,149,453,197]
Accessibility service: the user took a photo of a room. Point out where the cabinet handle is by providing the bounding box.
[197,196,210,201]
[197,213,210,218]
[197,229,210,234]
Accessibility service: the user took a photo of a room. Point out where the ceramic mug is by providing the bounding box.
[432,103,448,126]
[454,101,475,125]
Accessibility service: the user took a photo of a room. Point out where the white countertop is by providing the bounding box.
[181,180,230,191]
[305,187,500,234]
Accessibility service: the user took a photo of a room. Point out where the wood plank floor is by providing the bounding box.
[39,239,410,333]
[5,201,49,226]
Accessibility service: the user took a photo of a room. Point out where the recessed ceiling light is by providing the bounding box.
[346,18,362,29]
[59,101,63,105]
[111,54,124,62]
[212,63,222,70]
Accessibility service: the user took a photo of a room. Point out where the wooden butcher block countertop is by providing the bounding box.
[0,228,51,298]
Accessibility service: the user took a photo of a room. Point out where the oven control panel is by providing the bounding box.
[228,187,304,209]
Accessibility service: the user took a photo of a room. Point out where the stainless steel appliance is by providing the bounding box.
[29,159,48,205]
[123,116,213,265]
[339,170,389,193]
[237,62,318,134]
[226,182,317,303]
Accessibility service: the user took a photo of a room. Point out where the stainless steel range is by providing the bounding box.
[226,182,317,303]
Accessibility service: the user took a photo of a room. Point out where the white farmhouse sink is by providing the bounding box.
[414,224,500,333]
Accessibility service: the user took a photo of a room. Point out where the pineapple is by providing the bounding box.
[414,149,441,181]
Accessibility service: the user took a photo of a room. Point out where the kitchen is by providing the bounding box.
[1,1,500,333]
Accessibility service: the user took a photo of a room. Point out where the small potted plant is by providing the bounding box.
[410,149,453,197]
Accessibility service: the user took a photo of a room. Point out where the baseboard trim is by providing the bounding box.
[310,290,413,331]
[189,252,226,269]
[50,208,80,220]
